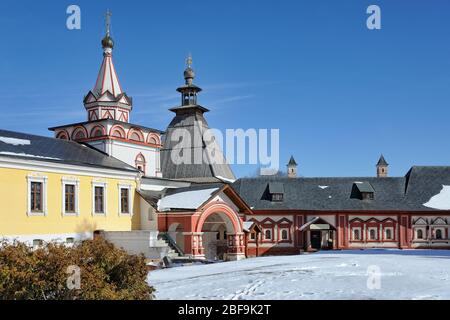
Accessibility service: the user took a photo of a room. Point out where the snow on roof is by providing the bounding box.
[157,187,219,211]
[299,217,321,232]
[0,151,60,160]
[423,185,450,210]
[243,221,254,232]
[318,185,329,189]
[216,176,236,183]
[0,136,30,146]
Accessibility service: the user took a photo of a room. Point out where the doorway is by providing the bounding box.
[311,231,322,250]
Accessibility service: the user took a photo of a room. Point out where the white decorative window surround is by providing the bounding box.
[352,227,362,241]
[264,229,272,240]
[61,178,80,216]
[433,227,446,240]
[92,181,107,216]
[280,228,290,241]
[27,175,48,216]
[368,227,378,240]
[415,227,426,240]
[384,227,394,240]
[118,184,132,216]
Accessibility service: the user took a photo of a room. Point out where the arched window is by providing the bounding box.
[385,229,392,240]
[417,229,424,239]
[281,229,288,240]
[436,229,443,240]
[369,229,377,240]
[353,229,360,240]
[264,229,272,240]
[135,153,146,174]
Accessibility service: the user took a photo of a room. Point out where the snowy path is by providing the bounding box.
[148,250,450,300]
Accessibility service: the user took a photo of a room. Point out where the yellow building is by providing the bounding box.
[0,129,141,245]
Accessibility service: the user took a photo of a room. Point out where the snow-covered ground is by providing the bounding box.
[148,250,450,300]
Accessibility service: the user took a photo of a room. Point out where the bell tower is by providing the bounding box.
[287,156,297,178]
[376,154,389,178]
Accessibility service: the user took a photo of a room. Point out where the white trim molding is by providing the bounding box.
[61,177,80,217]
[118,183,132,216]
[92,181,107,216]
[26,175,48,216]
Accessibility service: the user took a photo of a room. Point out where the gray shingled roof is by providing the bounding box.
[231,167,450,212]
[269,182,284,194]
[160,106,236,183]
[0,129,138,172]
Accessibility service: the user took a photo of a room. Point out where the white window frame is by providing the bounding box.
[118,184,132,216]
[280,228,289,241]
[434,227,445,240]
[27,175,48,216]
[352,227,362,241]
[92,182,107,216]
[368,227,378,240]
[264,228,272,240]
[61,178,80,216]
[384,227,394,240]
[415,227,426,240]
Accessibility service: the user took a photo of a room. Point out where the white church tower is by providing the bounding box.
[49,10,162,177]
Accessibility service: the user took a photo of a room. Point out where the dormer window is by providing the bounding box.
[351,182,375,200]
[268,182,284,202]
[272,193,283,202]
[361,192,374,200]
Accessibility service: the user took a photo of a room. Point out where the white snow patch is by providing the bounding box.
[0,136,31,146]
[423,185,450,210]
[148,250,450,300]
[157,187,219,211]
[0,151,60,160]
[215,176,236,183]
[318,185,329,189]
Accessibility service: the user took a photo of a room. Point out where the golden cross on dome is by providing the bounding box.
[105,9,112,35]
[186,53,193,68]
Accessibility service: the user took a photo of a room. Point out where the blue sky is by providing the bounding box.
[0,0,450,178]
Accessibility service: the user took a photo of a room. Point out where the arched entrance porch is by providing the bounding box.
[191,203,245,261]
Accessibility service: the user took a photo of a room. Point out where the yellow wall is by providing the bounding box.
[0,166,140,237]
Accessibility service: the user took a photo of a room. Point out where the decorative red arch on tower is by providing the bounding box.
[127,127,145,142]
[71,126,88,140]
[90,125,106,137]
[56,130,70,140]
[146,133,161,146]
[109,124,126,138]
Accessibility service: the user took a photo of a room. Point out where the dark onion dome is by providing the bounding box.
[184,67,195,80]
[101,34,114,49]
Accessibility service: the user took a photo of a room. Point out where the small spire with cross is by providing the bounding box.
[105,9,112,36]
[101,9,114,51]
[186,53,193,69]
